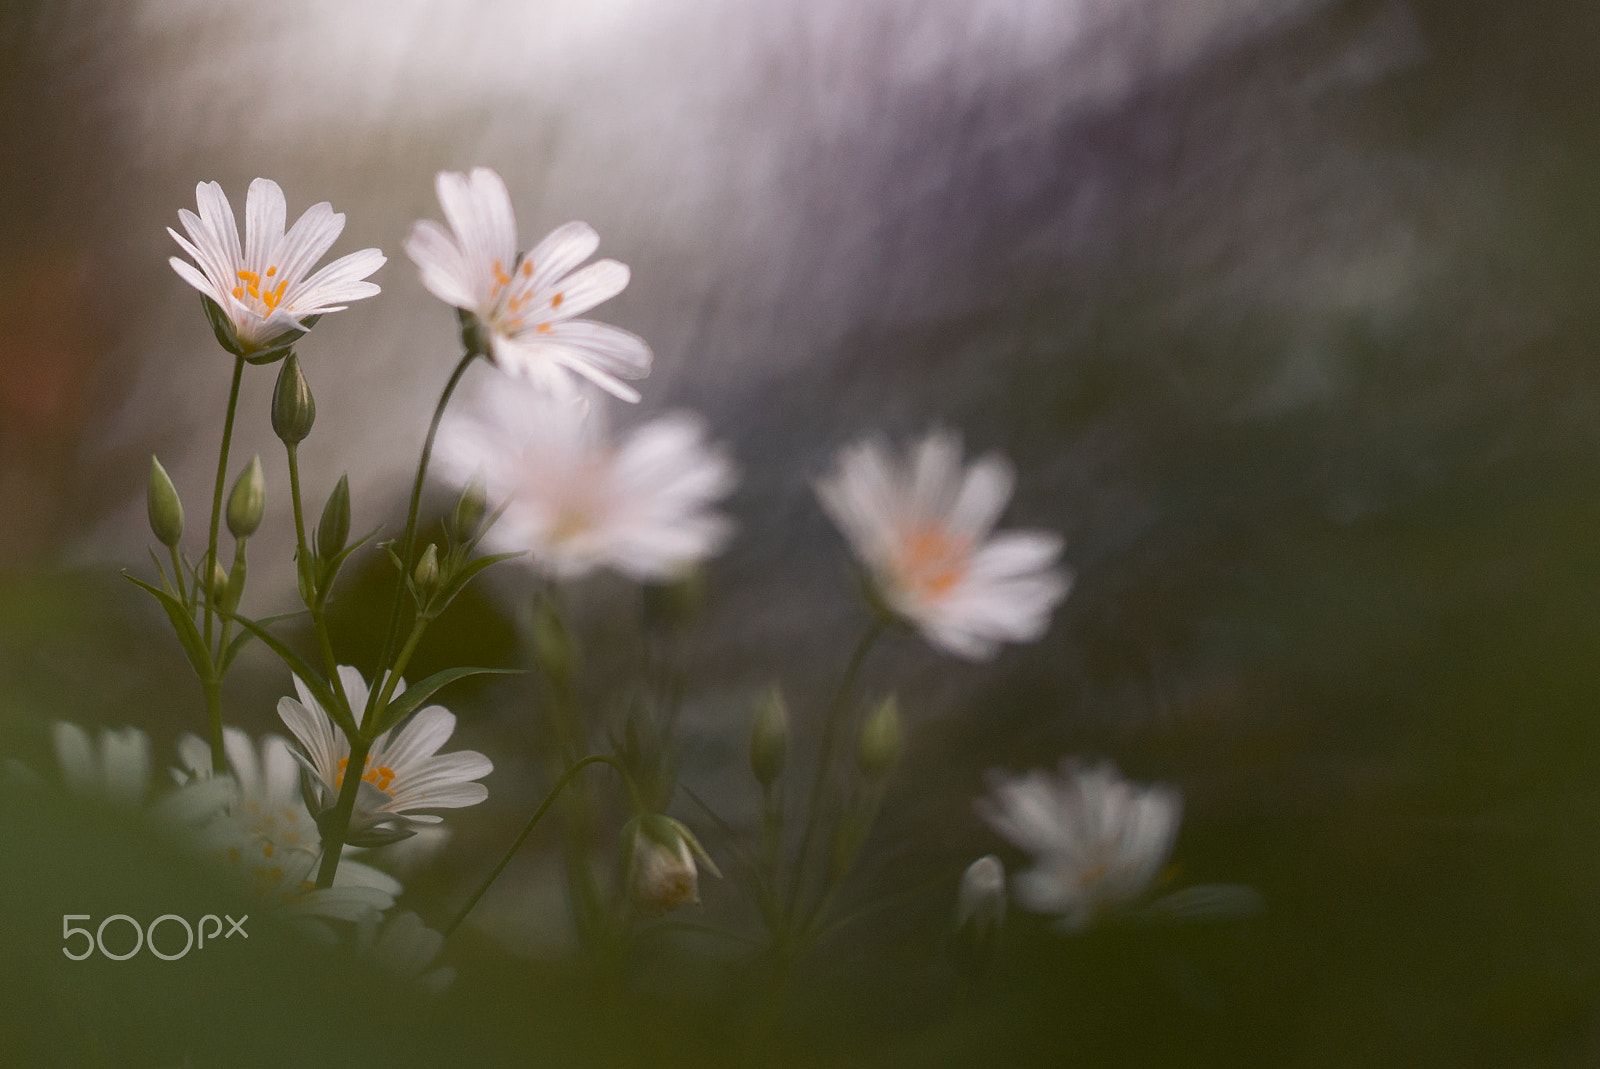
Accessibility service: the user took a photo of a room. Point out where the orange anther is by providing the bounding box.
[551,292,563,309]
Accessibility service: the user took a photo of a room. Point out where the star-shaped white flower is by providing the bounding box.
[436,379,735,581]
[277,666,492,847]
[170,728,400,927]
[405,167,652,401]
[168,178,385,353]
[976,760,1181,931]
[816,430,1071,660]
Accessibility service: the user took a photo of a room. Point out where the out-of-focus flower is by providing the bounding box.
[976,760,1181,932]
[356,910,455,993]
[277,667,492,847]
[437,381,736,581]
[404,167,652,401]
[625,814,720,917]
[950,854,1006,978]
[168,178,384,353]
[816,430,1071,661]
[171,728,399,928]
[48,721,153,808]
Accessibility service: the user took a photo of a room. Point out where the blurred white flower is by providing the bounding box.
[356,910,455,994]
[976,760,1181,931]
[168,178,384,352]
[405,166,652,401]
[48,721,152,808]
[277,666,492,847]
[816,430,1071,660]
[626,814,720,917]
[171,728,399,928]
[437,380,736,581]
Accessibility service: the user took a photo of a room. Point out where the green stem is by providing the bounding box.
[374,351,476,683]
[313,734,370,889]
[203,355,246,653]
[445,754,633,936]
[285,443,352,716]
[168,544,188,608]
[201,677,226,775]
[786,621,884,928]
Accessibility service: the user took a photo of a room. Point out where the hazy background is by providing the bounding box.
[5,0,1600,1065]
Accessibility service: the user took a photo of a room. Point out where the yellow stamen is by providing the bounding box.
[898,526,969,599]
[550,292,563,309]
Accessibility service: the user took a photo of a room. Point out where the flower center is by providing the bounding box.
[335,755,398,797]
[488,257,563,334]
[896,525,970,600]
[230,265,291,318]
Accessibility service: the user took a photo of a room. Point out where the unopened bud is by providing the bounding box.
[226,455,266,539]
[206,558,230,603]
[643,569,706,630]
[949,855,1006,979]
[271,354,316,445]
[627,815,720,917]
[147,456,184,547]
[413,543,440,600]
[315,474,351,561]
[749,687,789,787]
[449,472,488,543]
[530,600,575,683]
[856,694,902,779]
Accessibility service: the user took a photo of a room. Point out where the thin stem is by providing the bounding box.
[167,544,188,607]
[201,677,226,775]
[313,734,370,889]
[366,616,427,732]
[786,620,884,926]
[285,443,352,716]
[445,754,632,936]
[374,351,476,682]
[203,355,246,652]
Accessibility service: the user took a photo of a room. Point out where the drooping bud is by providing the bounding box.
[856,694,902,779]
[749,687,789,787]
[413,543,441,601]
[626,815,721,917]
[226,455,266,539]
[315,474,351,561]
[949,855,1006,980]
[147,456,184,547]
[271,354,316,445]
[448,471,488,543]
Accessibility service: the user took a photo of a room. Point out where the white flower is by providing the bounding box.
[404,167,652,401]
[437,380,735,581]
[277,666,492,847]
[168,178,385,352]
[48,721,152,807]
[171,728,399,927]
[356,910,456,993]
[816,430,1071,660]
[976,760,1181,931]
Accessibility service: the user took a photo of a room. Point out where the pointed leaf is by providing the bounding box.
[315,527,380,609]
[435,551,525,611]
[221,611,354,735]
[1143,884,1266,925]
[220,610,311,673]
[123,572,213,682]
[371,666,522,734]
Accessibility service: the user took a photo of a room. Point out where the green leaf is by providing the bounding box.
[123,572,213,682]
[221,611,354,735]
[146,548,175,598]
[314,527,379,608]
[435,550,525,611]
[220,610,311,673]
[371,666,522,735]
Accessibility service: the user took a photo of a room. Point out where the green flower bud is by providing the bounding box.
[226,455,266,539]
[643,569,707,630]
[949,855,1006,980]
[449,471,488,543]
[147,456,184,548]
[206,558,230,604]
[413,543,441,600]
[531,600,576,684]
[315,474,351,561]
[749,687,789,787]
[857,694,902,779]
[271,354,316,445]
